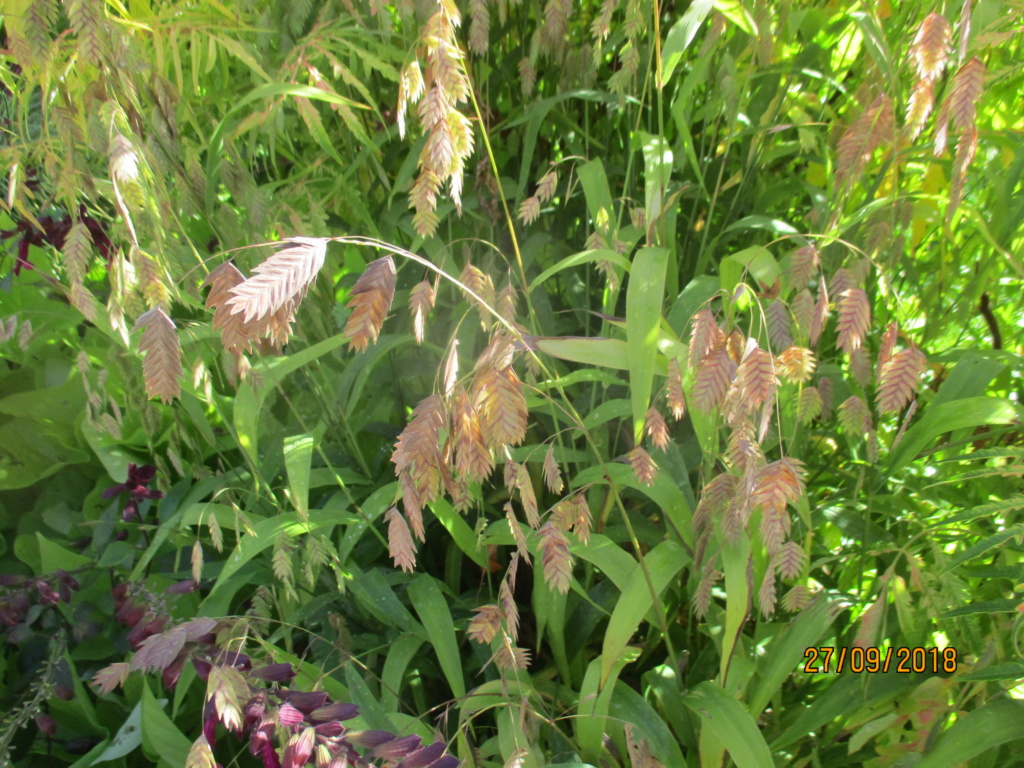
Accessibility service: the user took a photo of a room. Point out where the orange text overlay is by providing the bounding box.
[802,646,958,674]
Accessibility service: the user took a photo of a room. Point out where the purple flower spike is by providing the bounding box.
[396,742,446,768]
[370,734,423,760]
[309,702,359,724]
[250,663,295,683]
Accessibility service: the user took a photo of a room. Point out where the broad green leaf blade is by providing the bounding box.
[534,337,630,370]
[233,382,260,467]
[683,681,772,768]
[429,498,488,568]
[749,596,843,716]
[626,247,669,444]
[381,634,425,711]
[283,432,317,520]
[720,246,780,295]
[578,648,642,755]
[601,540,688,686]
[140,686,191,767]
[528,249,632,294]
[886,397,1023,473]
[408,574,467,699]
[609,682,688,768]
[661,0,714,82]
[720,535,751,684]
[914,699,1024,768]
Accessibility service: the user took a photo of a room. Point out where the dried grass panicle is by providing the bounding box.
[666,357,687,419]
[204,262,256,354]
[758,571,777,616]
[451,386,494,483]
[911,12,952,83]
[692,345,735,413]
[839,395,872,436]
[878,321,898,369]
[497,283,518,325]
[688,309,722,368]
[850,346,873,388]
[133,307,182,403]
[645,406,670,451]
[797,386,823,424]
[467,604,501,644]
[516,463,540,529]
[542,444,563,494]
[737,346,777,409]
[538,520,573,594]
[835,96,894,185]
[499,574,520,642]
[402,0,475,236]
[789,245,819,290]
[877,346,927,415]
[385,506,417,573]
[947,57,987,134]
[628,445,658,486]
[492,643,531,672]
[693,567,719,618]
[345,255,397,352]
[791,289,814,341]
[409,279,435,345]
[766,299,793,351]
[778,346,816,383]
[782,584,811,613]
[227,237,326,323]
[836,288,870,354]
[473,366,528,449]
[505,502,531,564]
[774,540,806,580]
[392,394,447,532]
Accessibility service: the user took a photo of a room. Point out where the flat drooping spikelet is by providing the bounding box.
[542,444,563,494]
[345,255,397,352]
[133,308,182,403]
[666,357,687,419]
[451,386,493,483]
[692,344,734,413]
[227,237,327,323]
[777,346,816,383]
[628,445,658,486]
[911,12,951,83]
[737,346,776,409]
[385,506,417,573]
[645,406,670,451]
[392,394,446,527]
[836,288,870,354]
[538,520,573,594]
[204,262,257,354]
[877,346,927,415]
[688,309,722,368]
[789,245,819,290]
[473,366,528,449]
[408,279,435,344]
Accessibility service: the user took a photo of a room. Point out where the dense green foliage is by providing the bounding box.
[2,1,1024,767]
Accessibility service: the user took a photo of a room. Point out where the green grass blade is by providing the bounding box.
[626,246,669,445]
[683,681,773,768]
[408,574,467,699]
[914,699,1024,768]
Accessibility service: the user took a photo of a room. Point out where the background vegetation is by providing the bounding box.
[1,0,1023,767]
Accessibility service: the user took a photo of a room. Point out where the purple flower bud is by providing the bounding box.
[122,499,139,522]
[308,702,359,724]
[278,703,305,728]
[0,575,24,587]
[314,721,345,739]
[203,700,218,750]
[370,734,422,760]
[244,691,268,732]
[284,691,329,714]
[347,730,397,749]
[250,715,276,756]
[250,663,295,683]
[282,727,316,768]
[396,742,446,768]
[217,650,251,669]
[262,740,282,768]
[35,713,57,736]
[425,756,460,768]
[165,579,199,594]
[193,657,212,681]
